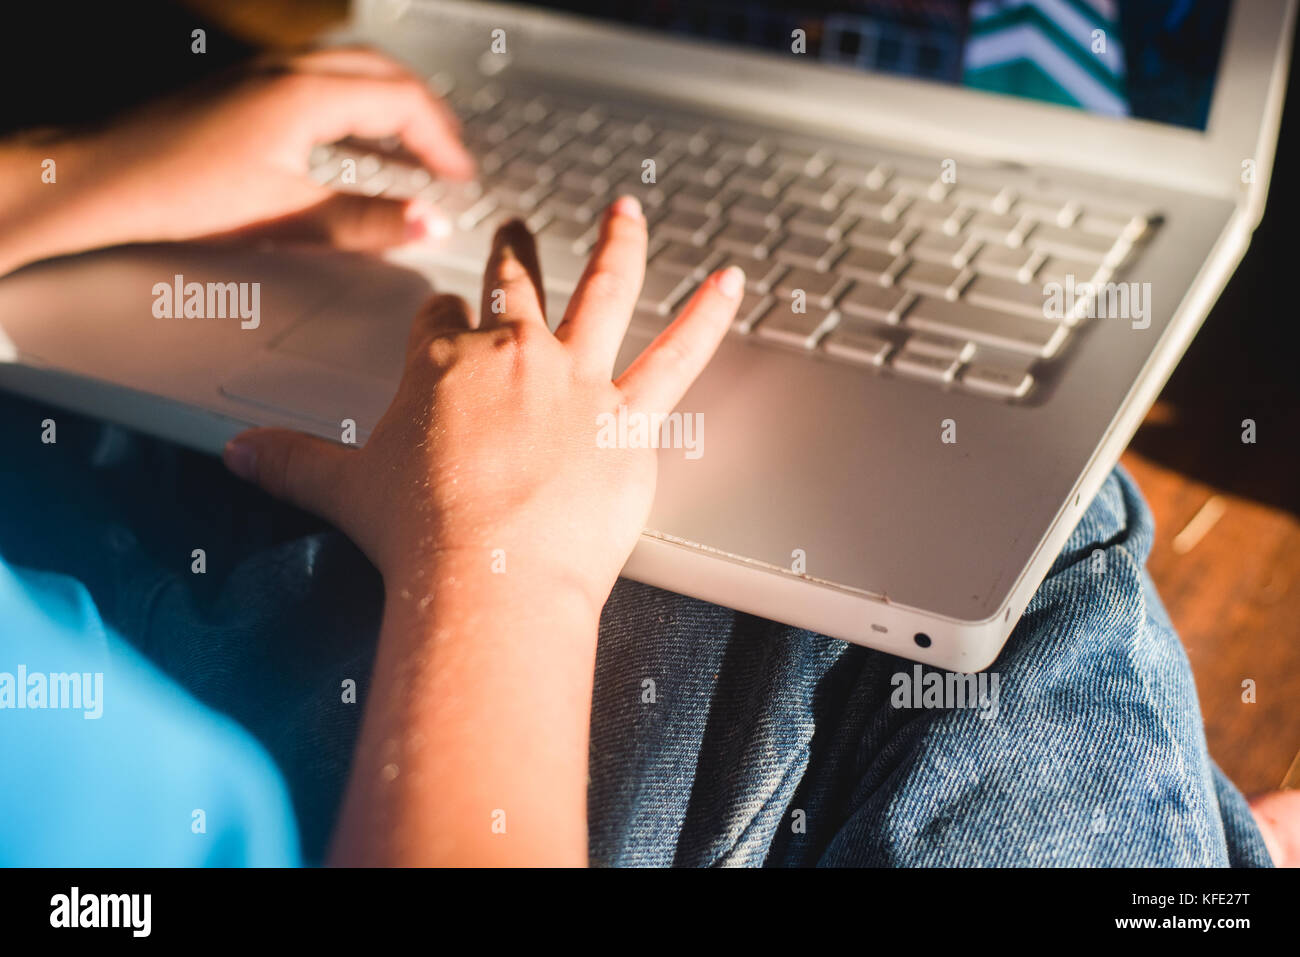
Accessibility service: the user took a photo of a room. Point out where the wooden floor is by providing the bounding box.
[1122,441,1300,795]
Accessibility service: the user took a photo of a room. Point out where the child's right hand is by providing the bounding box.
[225,199,741,864]
[225,197,743,618]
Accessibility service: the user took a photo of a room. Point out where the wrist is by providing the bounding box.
[378,532,619,630]
[381,550,606,647]
[0,130,123,276]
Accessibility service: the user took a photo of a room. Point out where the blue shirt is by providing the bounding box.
[0,558,299,866]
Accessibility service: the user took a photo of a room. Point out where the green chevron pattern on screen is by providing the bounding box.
[963,0,1130,117]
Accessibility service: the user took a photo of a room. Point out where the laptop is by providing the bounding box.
[0,0,1291,671]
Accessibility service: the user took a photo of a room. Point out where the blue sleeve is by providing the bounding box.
[0,557,300,866]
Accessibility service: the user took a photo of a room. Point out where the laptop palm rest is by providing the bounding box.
[219,258,437,437]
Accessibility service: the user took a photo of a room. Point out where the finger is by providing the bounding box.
[282,47,463,135]
[294,73,474,179]
[555,196,647,373]
[616,265,744,413]
[283,46,414,80]
[407,293,473,353]
[479,219,547,329]
[223,428,353,524]
[226,194,452,251]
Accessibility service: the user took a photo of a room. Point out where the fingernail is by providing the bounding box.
[718,265,745,298]
[223,438,256,482]
[610,195,643,220]
[405,199,451,241]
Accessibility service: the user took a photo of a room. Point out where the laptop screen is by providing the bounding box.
[518,1,1232,130]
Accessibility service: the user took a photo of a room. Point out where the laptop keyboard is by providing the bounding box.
[307,81,1159,403]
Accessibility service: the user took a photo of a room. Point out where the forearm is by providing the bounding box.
[329,560,602,867]
[0,129,164,277]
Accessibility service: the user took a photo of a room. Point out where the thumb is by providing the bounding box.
[223,428,353,523]
[247,194,453,251]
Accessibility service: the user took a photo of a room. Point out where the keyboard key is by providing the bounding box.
[961,365,1034,399]
[906,296,1067,357]
[664,159,716,185]
[891,348,960,383]
[963,274,1052,320]
[773,234,842,271]
[1024,223,1117,262]
[725,192,789,229]
[1056,199,1082,228]
[838,284,914,324]
[900,262,972,300]
[837,246,903,285]
[713,220,776,258]
[714,138,770,166]
[1036,256,1108,287]
[771,147,831,176]
[657,209,717,245]
[975,244,1042,282]
[786,206,855,241]
[903,199,964,233]
[1011,194,1071,223]
[652,241,723,278]
[701,155,742,187]
[880,191,912,222]
[635,269,693,318]
[502,155,555,183]
[544,186,602,221]
[910,231,980,268]
[718,253,785,293]
[667,182,725,217]
[772,267,848,308]
[753,301,835,348]
[535,215,590,250]
[523,205,554,233]
[784,173,850,210]
[558,163,612,194]
[966,211,1023,245]
[843,186,897,219]
[1080,211,1151,243]
[949,185,1013,212]
[732,291,773,333]
[729,165,790,198]
[457,195,499,229]
[827,160,878,188]
[823,326,892,365]
[889,174,947,199]
[905,333,975,363]
[846,218,915,255]
[490,173,551,210]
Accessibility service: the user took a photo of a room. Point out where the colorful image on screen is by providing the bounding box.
[524,1,1232,130]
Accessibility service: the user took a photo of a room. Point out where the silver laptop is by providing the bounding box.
[0,0,1292,671]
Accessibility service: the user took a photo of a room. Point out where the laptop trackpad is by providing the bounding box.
[220,353,397,437]
[219,260,437,434]
[219,256,659,436]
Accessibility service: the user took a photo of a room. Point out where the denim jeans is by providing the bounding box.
[0,392,1271,866]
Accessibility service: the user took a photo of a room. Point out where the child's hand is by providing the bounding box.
[229,201,740,865]
[225,198,743,617]
[1,47,470,273]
